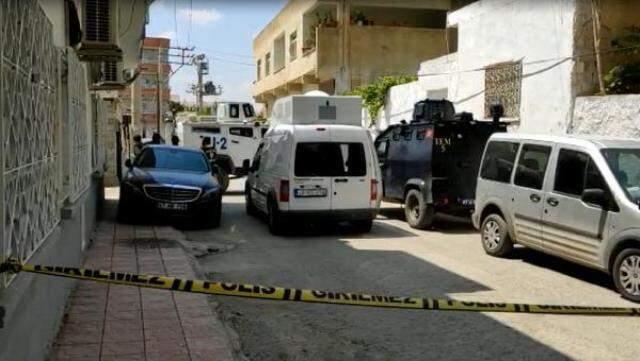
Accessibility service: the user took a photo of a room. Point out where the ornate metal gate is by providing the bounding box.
[1,0,62,282]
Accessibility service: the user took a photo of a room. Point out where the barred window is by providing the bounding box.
[484,61,522,119]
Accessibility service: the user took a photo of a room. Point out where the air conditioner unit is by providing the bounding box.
[75,0,123,62]
[90,60,126,91]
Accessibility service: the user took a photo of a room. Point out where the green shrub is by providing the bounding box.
[604,26,640,94]
[346,75,417,125]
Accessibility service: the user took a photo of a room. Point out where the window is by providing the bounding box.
[480,141,519,183]
[554,149,605,197]
[318,105,336,120]
[295,142,366,177]
[289,31,298,61]
[376,139,389,160]
[514,144,551,190]
[230,127,253,137]
[256,59,262,80]
[135,148,210,173]
[140,74,156,89]
[265,53,271,75]
[261,128,268,137]
[484,61,522,119]
[603,148,640,204]
[274,34,285,72]
[229,104,240,118]
[402,128,413,141]
[243,104,255,118]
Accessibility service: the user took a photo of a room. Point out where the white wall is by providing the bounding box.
[378,0,579,134]
[571,95,640,137]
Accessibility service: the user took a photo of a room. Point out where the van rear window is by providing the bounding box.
[295,142,366,177]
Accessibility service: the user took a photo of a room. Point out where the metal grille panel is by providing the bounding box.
[143,185,202,203]
[1,0,61,275]
[66,50,91,202]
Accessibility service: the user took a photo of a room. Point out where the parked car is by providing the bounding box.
[473,133,640,302]
[245,94,381,235]
[118,145,222,228]
[374,99,507,229]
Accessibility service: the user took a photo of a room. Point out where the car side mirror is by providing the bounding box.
[125,159,133,168]
[581,188,606,208]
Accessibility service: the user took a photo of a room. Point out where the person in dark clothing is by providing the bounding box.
[151,132,163,144]
[171,135,180,146]
[133,135,143,156]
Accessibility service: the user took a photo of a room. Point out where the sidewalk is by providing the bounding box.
[49,194,235,361]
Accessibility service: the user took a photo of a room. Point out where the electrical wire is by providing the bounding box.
[209,57,254,67]
[174,0,179,46]
[188,0,193,46]
[417,44,640,77]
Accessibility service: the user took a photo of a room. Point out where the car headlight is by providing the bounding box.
[201,187,220,199]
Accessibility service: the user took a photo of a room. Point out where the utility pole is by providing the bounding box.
[156,46,162,137]
[190,54,222,114]
[143,45,194,139]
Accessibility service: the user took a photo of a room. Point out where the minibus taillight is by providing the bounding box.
[370,179,378,201]
[280,180,290,202]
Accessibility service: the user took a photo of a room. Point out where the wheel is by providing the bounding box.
[404,189,434,229]
[267,199,286,235]
[202,198,222,229]
[245,186,259,217]
[117,194,136,224]
[480,214,513,257]
[215,167,230,193]
[612,248,640,302]
[352,219,373,233]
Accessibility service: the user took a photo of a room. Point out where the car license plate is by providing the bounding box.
[294,188,328,198]
[157,202,188,211]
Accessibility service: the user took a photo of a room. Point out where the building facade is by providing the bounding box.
[0,1,150,359]
[123,37,172,138]
[253,0,476,114]
[377,0,640,135]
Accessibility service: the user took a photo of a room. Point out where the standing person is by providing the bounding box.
[201,137,215,160]
[133,135,143,157]
[151,132,163,144]
[171,135,180,146]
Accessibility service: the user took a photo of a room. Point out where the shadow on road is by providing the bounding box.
[188,200,574,361]
[379,206,477,235]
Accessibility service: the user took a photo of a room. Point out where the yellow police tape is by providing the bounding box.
[2,259,639,316]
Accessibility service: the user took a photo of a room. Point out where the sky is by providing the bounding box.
[146,0,286,105]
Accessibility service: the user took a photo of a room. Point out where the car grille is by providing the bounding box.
[143,185,201,203]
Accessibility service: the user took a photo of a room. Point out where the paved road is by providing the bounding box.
[184,179,638,361]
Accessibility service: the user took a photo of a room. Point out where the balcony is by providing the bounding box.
[253,26,339,101]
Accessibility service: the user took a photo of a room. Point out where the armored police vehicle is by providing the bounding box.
[374,99,507,229]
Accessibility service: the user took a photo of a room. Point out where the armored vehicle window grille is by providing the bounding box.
[230,128,253,137]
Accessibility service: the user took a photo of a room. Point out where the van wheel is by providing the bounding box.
[481,214,513,257]
[268,200,286,236]
[352,219,373,233]
[216,167,230,193]
[404,189,434,229]
[612,248,640,302]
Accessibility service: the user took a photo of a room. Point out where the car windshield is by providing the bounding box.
[602,148,640,204]
[135,148,210,173]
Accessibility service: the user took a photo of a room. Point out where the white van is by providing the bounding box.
[244,95,381,234]
[473,133,640,302]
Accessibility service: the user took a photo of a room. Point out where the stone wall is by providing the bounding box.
[571,95,640,137]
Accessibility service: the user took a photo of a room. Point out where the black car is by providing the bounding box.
[374,99,506,229]
[118,145,222,227]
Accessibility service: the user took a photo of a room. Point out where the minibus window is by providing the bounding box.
[480,141,519,183]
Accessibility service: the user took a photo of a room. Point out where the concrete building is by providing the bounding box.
[253,0,477,114]
[377,0,640,135]
[0,1,150,359]
[129,37,172,138]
